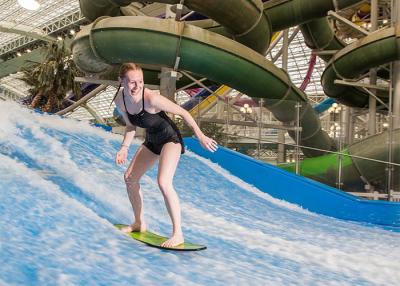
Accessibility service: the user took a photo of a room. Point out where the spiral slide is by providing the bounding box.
[74,0,357,158]
[72,2,399,202]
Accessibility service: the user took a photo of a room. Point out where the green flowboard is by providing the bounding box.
[115,224,206,251]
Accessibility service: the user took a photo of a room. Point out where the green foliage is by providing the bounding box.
[20,41,82,112]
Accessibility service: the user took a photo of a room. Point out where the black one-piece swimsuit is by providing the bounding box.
[122,89,185,155]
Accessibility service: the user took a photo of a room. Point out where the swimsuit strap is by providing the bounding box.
[122,88,145,115]
[122,88,128,112]
[141,87,145,111]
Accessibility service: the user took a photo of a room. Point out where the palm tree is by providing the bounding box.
[20,41,82,113]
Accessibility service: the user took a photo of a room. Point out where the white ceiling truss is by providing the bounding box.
[0,0,363,122]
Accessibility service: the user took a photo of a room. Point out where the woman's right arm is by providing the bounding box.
[116,124,136,165]
[121,124,136,149]
[115,93,136,165]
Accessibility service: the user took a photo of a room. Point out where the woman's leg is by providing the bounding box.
[122,144,158,233]
[157,142,183,247]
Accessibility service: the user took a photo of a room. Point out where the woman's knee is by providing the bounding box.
[157,177,173,193]
[124,171,140,187]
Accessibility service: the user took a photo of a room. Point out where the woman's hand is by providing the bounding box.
[115,146,129,165]
[199,134,218,152]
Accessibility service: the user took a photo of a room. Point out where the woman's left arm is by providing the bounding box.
[149,92,218,152]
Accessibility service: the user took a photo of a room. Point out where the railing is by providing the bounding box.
[193,99,400,201]
[219,130,399,201]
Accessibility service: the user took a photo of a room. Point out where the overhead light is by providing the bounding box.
[57,36,63,41]
[17,52,22,57]
[69,29,76,35]
[17,0,40,11]
[26,49,31,53]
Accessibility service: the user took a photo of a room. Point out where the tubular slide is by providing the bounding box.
[72,1,399,192]
[73,0,350,158]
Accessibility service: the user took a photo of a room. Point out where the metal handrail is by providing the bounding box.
[221,132,400,167]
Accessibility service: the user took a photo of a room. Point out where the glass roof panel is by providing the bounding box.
[0,1,328,121]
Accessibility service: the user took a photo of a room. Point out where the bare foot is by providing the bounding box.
[121,222,146,233]
[160,233,184,248]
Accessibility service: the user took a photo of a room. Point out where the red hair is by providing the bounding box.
[119,63,142,78]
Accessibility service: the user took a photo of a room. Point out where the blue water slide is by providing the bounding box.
[184,137,400,227]
[313,98,337,114]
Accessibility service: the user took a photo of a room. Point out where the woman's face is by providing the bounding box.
[125,69,144,97]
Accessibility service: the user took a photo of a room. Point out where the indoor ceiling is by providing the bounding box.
[0,0,341,121]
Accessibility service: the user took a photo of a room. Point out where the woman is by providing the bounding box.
[114,63,218,248]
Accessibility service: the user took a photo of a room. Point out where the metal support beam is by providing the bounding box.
[282,29,289,69]
[0,10,84,57]
[74,77,159,90]
[359,87,388,111]
[393,0,400,128]
[0,21,55,43]
[75,77,119,87]
[159,68,180,100]
[265,32,283,56]
[277,29,289,163]
[56,85,107,116]
[271,27,300,63]
[198,118,297,131]
[368,0,378,136]
[345,106,354,145]
[334,79,389,91]
[312,50,339,56]
[82,103,106,124]
[176,77,207,91]
[180,70,257,123]
[327,10,370,36]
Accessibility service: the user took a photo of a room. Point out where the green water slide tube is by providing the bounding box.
[321,26,399,107]
[264,1,392,108]
[72,15,334,157]
[264,0,399,191]
[296,23,400,191]
[72,0,397,191]
[263,0,362,32]
[300,17,396,108]
[79,0,272,54]
[281,129,400,191]
[76,0,372,157]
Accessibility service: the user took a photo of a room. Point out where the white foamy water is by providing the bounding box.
[1,101,399,286]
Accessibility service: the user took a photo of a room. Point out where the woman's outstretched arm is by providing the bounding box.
[148,91,218,152]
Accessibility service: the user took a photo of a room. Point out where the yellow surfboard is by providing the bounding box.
[115,224,207,251]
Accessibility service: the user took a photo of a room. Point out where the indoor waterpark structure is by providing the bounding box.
[0,0,399,285]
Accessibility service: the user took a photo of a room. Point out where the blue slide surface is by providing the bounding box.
[184,137,400,227]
